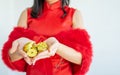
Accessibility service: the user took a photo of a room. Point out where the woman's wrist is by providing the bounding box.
[56,43,62,54]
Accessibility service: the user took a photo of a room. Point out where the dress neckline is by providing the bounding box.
[44,0,61,10]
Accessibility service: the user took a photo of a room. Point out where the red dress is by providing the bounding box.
[27,0,75,75]
[2,0,93,75]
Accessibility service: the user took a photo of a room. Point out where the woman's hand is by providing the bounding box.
[9,37,34,65]
[32,37,60,65]
[45,37,60,56]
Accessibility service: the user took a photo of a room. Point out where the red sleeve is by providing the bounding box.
[2,38,27,72]
[55,29,93,75]
[2,27,39,72]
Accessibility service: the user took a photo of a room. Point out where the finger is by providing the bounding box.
[32,59,37,65]
[38,55,50,59]
[24,57,32,65]
[32,57,39,65]
[9,41,19,54]
[37,50,49,57]
[18,50,27,57]
[49,43,59,56]
[32,55,39,65]
[44,37,56,45]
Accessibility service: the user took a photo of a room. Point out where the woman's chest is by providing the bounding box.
[28,11,73,35]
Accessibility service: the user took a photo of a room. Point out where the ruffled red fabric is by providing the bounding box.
[55,29,93,75]
[1,27,38,71]
[2,27,92,75]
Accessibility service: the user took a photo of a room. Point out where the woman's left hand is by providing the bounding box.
[32,37,60,65]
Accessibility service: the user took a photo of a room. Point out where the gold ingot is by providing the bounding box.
[23,42,35,52]
[36,42,48,52]
[26,48,38,58]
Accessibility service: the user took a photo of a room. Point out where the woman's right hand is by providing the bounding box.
[9,37,34,65]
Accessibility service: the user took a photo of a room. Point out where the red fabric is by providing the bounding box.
[26,59,52,75]
[2,27,92,75]
[50,57,72,75]
[27,0,75,36]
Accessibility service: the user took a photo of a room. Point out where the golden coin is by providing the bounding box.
[23,42,35,52]
[26,48,38,58]
[36,42,48,52]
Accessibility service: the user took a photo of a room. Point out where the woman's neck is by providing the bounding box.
[45,0,59,5]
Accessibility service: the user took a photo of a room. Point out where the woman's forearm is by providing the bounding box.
[56,43,82,65]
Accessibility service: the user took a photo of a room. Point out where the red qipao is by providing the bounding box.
[2,1,93,75]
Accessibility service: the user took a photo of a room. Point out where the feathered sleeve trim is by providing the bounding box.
[55,29,93,75]
[2,27,40,72]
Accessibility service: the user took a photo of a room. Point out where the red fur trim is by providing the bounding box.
[2,27,40,71]
[55,29,93,75]
[8,27,39,41]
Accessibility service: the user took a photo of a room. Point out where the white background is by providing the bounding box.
[0,0,120,75]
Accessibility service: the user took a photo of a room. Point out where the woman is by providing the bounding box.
[2,0,92,75]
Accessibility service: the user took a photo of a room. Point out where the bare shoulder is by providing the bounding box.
[72,9,85,29]
[17,9,27,28]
